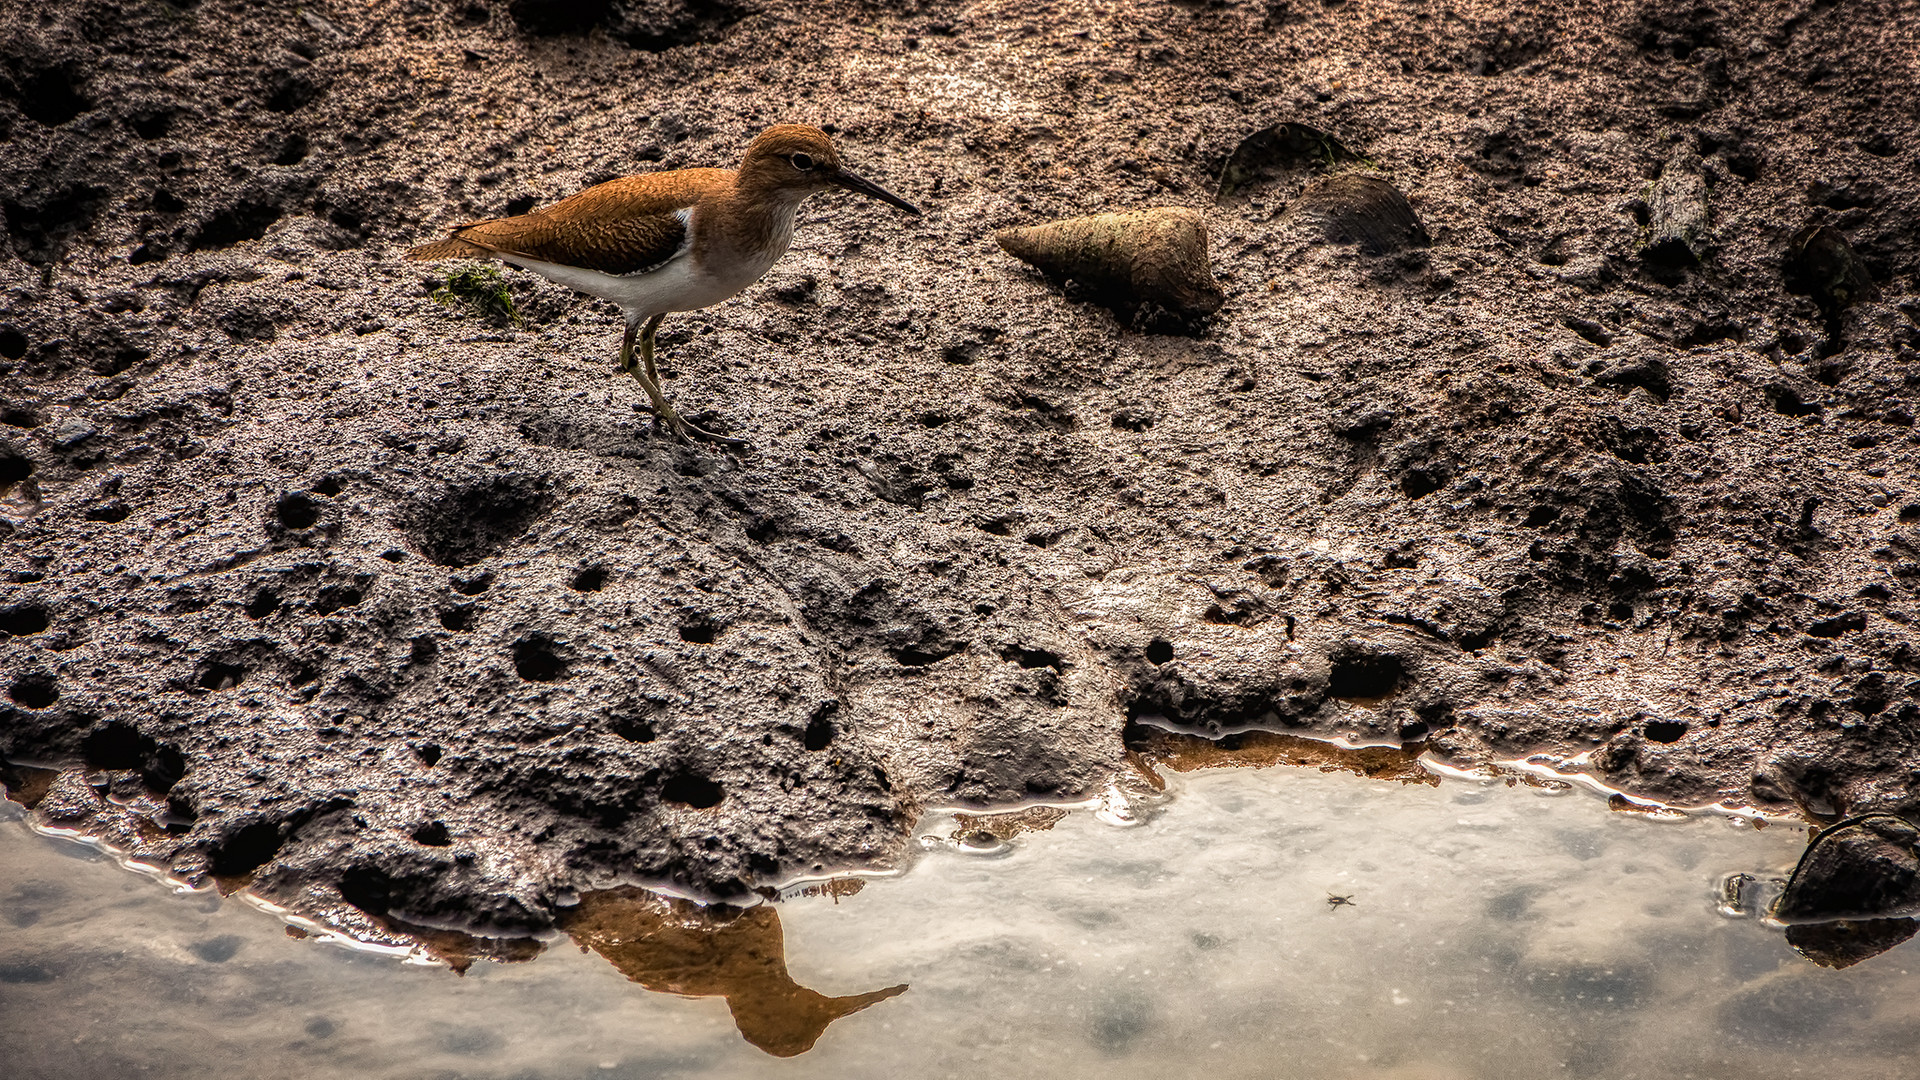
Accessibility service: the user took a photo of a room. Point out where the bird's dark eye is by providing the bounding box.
[790,152,815,171]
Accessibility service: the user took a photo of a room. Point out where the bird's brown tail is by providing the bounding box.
[406,236,495,261]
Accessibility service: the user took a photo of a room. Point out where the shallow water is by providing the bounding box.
[4,757,1918,1080]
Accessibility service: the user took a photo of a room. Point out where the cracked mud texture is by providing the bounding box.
[3,0,1920,938]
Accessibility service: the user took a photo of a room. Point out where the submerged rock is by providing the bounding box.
[1774,813,1920,968]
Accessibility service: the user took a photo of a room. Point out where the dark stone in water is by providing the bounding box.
[1775,812,1920,921]
[1774,812,1920,967]
[1785,918,1920,970]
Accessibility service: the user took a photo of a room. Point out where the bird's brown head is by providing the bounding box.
[738,124,920,215]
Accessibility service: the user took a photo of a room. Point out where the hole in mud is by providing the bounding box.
[195,662,247,691]
[570,566,608,592]
[312,586,363,616]
[275,493,320,530]
[244,590,279,620]
[677,617,718,644]
[310,476,343,497]
[1900,506,1920,523]
[411,822,451,847]
[451,573,492,596]
[1399,467,1448,500]
[0,328,27,359]
[1608,601,1635,622]
[192,199,284,250]
[410,479,552,568]
[1146,638,1175,665]
[1561,316,1612,347]
[210,821,283,877]
[81,721,147,770]
[611,715,656,743]
[8,673,58,710]
[1644,720,1689,743]
[337,865,392,916]
[0,447,33,488]
[1327,653,1405,701]
[1765,386,1822,418]
[273,133,310,166]
[1000,645,1063,670]
[977,517,1015,536]
[415,743,444,767]
[512,636,568,682]
[0,603,50,637]
[661,773,725,809]
[409,636,438,664]
[439,606,475,632]
[0,407,37,428]
[128,109,175,139]
[1807,613,1865,638]
[892,642,965,667]
[84,501,131,523]
[379,549,405,563]
[804,706,835,751]
[145,745,186,794]
[1522,505,1560,528]
[19,65,92,127]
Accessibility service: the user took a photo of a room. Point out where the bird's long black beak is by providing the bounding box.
[831,168,921,215]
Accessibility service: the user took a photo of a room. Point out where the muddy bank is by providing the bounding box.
[2,0,1919,937]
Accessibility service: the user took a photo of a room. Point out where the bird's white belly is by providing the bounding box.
[503,244,785,318]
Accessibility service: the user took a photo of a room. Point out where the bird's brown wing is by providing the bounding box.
[428,169,728,276]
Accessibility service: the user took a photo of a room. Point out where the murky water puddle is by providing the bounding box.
[5,745,1920,1080]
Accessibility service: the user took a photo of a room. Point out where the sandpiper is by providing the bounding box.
[408,124,920,444]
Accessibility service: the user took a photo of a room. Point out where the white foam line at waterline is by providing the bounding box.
[1417,752,1808,827]
[20,817,215,895]
[15,813,498,964]
[231,892,432,962]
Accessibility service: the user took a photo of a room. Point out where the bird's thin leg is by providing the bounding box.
[631,314,745,447]
[639,312,667,389]
[617,316,673,437]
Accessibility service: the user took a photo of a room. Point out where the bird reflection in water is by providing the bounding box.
[560,886,908,1057]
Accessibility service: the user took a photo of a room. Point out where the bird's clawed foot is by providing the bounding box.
[649,403,747,448]
[620,315,748,450]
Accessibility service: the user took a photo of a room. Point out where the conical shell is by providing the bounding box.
[994,207,1225,319]
[1284,174,1430,255]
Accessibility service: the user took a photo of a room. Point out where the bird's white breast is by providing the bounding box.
[498,202,801,319]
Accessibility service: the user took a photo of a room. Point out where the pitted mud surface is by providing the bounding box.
[3,0,1919,937]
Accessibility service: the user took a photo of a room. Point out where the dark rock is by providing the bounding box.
[1775,813,1920,922]
[1643,150,1709,267]
[1783,225,1880,314]
[1284,174,1431,255]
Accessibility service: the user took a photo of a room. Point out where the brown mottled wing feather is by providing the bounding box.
[429,169,726,275]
